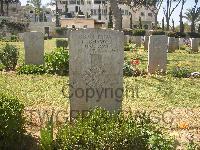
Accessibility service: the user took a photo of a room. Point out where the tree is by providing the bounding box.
[184,0,200,32]
[0,0,19,16]
[179,0,187,33]
[109,0,122,30]
[163,0,182,31]
[144,0,164,30]
[109,0,152,30]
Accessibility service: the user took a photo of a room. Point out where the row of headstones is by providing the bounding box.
[125,35,200,53]
[24,30,192,118]
[24,31,183,74]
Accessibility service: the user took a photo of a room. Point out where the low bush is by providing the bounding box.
[45,48,69,75]
[17,64,46,75]
[123,29,133,35]
[170,67,191,78]
[133,29,146,36]
[175,32,186,38]
[167,32,176,37]
[124,43,136,51]
[0,43,19,71]
[55,27,68,35]
[187,32,200,38]
[123,62,134,76]
[151,30,166,35]
[54,108,175,150]
[10,35,19,42]
[56,39,68,49]
[0,92,25,149]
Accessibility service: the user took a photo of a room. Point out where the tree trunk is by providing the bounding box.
[6,1,8,16]
[154,13,158,30]
[166,18,170,31]
[191,20,195,32]
[0,0,4,16]
[109,0,122,30]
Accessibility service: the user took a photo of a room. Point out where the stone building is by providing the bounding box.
[56,0,154,29]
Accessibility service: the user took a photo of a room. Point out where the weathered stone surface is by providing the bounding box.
[168,37,176,53]
[174,38,179,50]
[144,36,149,50]
[24,32,44,65]
[69,29,124,118]
[191,38,199,52]
[148,35,168,74]
[124,35,130,44]
[179,38,184,49]
[130,36,141,47]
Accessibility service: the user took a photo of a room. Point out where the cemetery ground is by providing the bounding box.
[0,39,200,149]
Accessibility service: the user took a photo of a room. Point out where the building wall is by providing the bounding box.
[29,22,56,35]
[60,18,95,28]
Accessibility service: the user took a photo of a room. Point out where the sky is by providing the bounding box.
[20,0,199,26]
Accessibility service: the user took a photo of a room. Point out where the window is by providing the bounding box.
[69,0,76,4]
[141,12,145,16]
[83,25,87,28]
[148,13,152,17]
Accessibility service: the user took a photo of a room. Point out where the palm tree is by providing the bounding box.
[184,0,200,32]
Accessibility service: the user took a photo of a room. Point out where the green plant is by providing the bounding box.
[124,43,136,51]
[0,63,5,71]
[171,67,191,78]
[186,32,200,38]
[0,92,25,149]
[40,113,54,150]
[186,140,200,150]
[54,108,175,150]
[133,29,146,36]
[56,39,68,49]
[151,30,166,35]
[55,27,68,35]
[0,43,19,71]
[167,32,176,37]
[45,48,69,75]
[10,35,19,42]
[175,32,186,38]
[16,64,46,75]
[123,62,134,76]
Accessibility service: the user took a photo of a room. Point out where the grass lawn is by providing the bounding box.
[0,39,200,146]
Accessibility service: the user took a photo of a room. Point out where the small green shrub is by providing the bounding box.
[124,43,136,51]
[0,92,25,149]
[175,32,186,38]
[187,32,200,38]
[45,48,69,75]
[56,39,68,49]
[123,29,133,35]
[10,35,19,42]
[54,108,175,150]
[123,62,134,76]
[167,32,176,37]
[55,27,68,35]
[151,30,166,35]
[0,43,19,71]
[133,29,146,36]
[171,67,191,78]
[17,64,46,75]
[179,45,187,50]
[0,63,5,71]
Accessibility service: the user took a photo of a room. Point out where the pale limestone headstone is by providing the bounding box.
[144,36,149,50]
[130,36,141,47]
[191,38,199,52]
[24,32,44,65]
[175,38,179,50]
[168,37,176,53]
[148,35,168,74]
[124,35,130,44]
[179,38,184,49]
[69,29,124,118]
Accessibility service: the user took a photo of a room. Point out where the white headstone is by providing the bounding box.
[24,32,44,65]
[148,35,168,74]
[69,29,124,119]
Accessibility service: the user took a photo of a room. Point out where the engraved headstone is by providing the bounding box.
[148,35,168,74]
[24,32,44,65]
[130,36,141,47]
[191,38,199,52]
[179,38,184,49]
[168,37,176,52]
[144,36,149,50]
[69,29,124,118]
